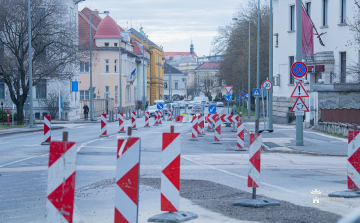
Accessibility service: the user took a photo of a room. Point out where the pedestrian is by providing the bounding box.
[83,104,89,121]
[145,101,148,110]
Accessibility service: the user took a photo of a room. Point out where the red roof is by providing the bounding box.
[81,8,102,27]
[94,15,120,38]
[78,12,97,49]
[164,52,197,58]
[197,62,221,69]
[133,42,143,55]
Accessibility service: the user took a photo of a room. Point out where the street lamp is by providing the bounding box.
[142,38,148,112]
[232,18,251,119]
[118,30,122,113]
[157,55,161,100]
[89,10,109,121]
[28,0,33,128]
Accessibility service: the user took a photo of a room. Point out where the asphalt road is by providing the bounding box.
[0,111,357,222]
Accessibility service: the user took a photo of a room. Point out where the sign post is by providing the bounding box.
[262,80,273,132]
[225,93,232,115]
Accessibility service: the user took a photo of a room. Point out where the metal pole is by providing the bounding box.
[296,0,303,145]
[242,82,244,115]
[169,65,171,101]
[248,21,251,119]
[119,32,122,113]
[262,88,266,131]
[142,44,146,112]
[28,0,33,128]
[197,70,199,96]
[268,0,274,130]
[89,13,93,121]
[255,0,260,133]
[158,55,160,100]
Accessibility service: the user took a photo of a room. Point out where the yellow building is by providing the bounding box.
[129,28,164,105]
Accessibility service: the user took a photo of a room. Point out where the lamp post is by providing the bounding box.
[296,0,303,145]
[142,41,147,111]
[28,0,33,128]
[89,11,109,121]
[268,0,274,131]
[118,31,122,113]
[255,0,260,133]
[232,18,251,119]
[157,55,161,99]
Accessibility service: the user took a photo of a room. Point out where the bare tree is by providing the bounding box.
[0,0,78,124]
[199,72,221,97]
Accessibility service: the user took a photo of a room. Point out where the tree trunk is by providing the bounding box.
[16,104,24,125]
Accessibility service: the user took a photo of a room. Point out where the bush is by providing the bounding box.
[214,95,220,101]
[208,95,213,101]
[180,95,184,100]
[0,109,17,123]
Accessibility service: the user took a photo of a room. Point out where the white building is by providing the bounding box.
[273,0,359,126]
[164,63,187,100]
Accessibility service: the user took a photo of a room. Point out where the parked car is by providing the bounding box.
[205,101,211,107]
[188,102,195,109]
[148,106,157,117]
[210,101,216,106]
[190,104,204,115]
[216,102,224,107]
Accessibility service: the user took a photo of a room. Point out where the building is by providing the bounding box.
[129,28,164,105]
[164,63,187,100]
[78,8,142,115]
[273,0,360,127]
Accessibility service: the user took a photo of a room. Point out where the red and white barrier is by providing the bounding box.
[158,110,162,124]
[200,115,205,135]
[131,111,137,130]
[348,131,360,190]
[219,114,239,123]
[153,111,158,126]
[115,137,141,222]
[207,114,215,132]
[161,131,181,211]
[145,111,150,127]
[213,114,222,144]
[174,115,183,122]
[168,110,172,121]
[190,116,198,141]
[46,141,77,223]
[237,122,245,150]
[42,116,51,145]
[197,115,203,137]
[248,133,261,188]
[118,113,125,133]
[100,114,108,137]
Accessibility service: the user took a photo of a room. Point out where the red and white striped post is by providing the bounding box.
[115,135,141,222]
[168,109,172,121]
[161,127,180,212]
[41,116,51,145]
[197,115,203,137]
[212,114,221,144]
[158,110,162,124]
[190,116,198,141]
[248,133,261,188]
[144,111,150,127]
[118,113,125,133]
[100,114,108,137]
[236,122,245,151]
[6,109,9,125]
[131,111,137,130]
[200,115,205,135]
[154,111,159,126]
[46,134,77,223]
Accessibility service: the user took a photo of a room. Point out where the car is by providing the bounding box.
[205,101,211,107]
[210,101,216,106]
[190,104,204,115]
[188,102,195,109]
[147,105,157,117]
[216,102,224,107]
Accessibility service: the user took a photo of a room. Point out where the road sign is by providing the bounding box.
[225,93,232,101]
[157,103,164,110]
[209,105,216,114]
[291,61,307,78]
[295,111,304,116]
[262,80,273,91]
[290,97,309,112]
[240,92,246,98]
[290,82,309,98]
[245,93,248,99]
[252,89,261,97]
[225,86,233,93]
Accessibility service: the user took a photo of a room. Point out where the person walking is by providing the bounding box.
[83,104,89,121]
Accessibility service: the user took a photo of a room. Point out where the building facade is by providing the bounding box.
[164,63,187,100]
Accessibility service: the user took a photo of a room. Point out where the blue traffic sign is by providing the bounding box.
[240,92,246,98]
[252,89,261,97]
[245,93,249,99]
[225,93,232,101]
[291,61,307,78]
[157,103,164,110]
[208,105,216,114]
[237,95,241,99]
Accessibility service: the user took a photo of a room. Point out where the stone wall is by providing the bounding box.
[273,96,297,124]
[314,121,358,137]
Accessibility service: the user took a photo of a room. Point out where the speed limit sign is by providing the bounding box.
[262,80,273,91]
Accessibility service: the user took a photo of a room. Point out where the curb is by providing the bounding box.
[243,125,346,157]
[0,126,65,137]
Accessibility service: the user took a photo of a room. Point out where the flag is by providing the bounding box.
[297,0,314,60]
[131,68,137,80]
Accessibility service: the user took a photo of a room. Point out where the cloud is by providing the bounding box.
[79,0,242,55]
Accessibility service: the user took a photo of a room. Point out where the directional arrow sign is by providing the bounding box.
[225,86,233,93]
[290,97,309,113]
[209,105,216,114]
[290,82,309,98]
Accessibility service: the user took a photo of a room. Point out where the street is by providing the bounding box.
[0,109,358,222]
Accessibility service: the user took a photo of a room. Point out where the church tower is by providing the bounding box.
[190,40,194,55]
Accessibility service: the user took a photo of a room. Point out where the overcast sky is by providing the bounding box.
[79,0,242,56]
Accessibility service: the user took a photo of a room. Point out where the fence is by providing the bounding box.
[321,108,360,125]
[80,99,115,119]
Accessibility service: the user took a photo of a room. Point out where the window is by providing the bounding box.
[341,0,346,23]
[175,82,179,89]
[36,79,47,99]
[306,2,311,18]
[340,52,346,83]
[289,56,295,84]
[104,42,109,47]
[115,60,118,73]
[80,61,89,73]
[323,0,328,26]
[164,82,168,89]
[115,86,118,103]
[105,86,109,98]
[80,90,90,100]
[114,43,118,47]
[105,59,109,73]
[0,79,4,99]
[290,5,295,31]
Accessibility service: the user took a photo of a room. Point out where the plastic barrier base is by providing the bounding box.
[148,211,198,222]
[174,115,183,122]
[233,198,280,208]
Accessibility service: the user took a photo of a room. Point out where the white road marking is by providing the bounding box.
[0,154,49,168]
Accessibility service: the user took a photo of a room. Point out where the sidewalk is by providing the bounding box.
[244,122,348,156]
[0,125,64,136]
